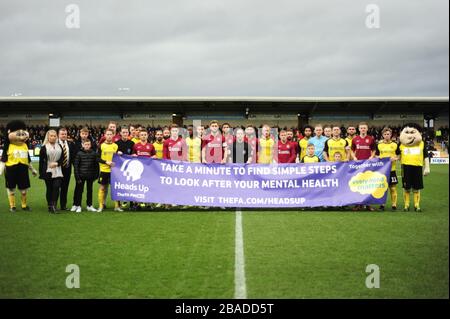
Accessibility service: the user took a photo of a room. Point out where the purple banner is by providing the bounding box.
[111,154,392,208]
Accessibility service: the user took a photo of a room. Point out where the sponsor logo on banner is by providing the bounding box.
[120,159,144,182]
[431,158,449,164]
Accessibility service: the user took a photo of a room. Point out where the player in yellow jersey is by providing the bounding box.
[129,125,136,141]
[375,127,400,211]
[345,125,357,160]
[96,129,121,212]
[301,144,320,163]
[177,125,203,210]
[152,130,164,159]
[258,124,275,164]
[298,125,313,162]
[148,129,164,208]
[130,125,142,144]
[323,126,350,162]
[186,125,202,163]
[398,124,430,212]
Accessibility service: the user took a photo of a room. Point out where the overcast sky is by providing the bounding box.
[0,0,448,97]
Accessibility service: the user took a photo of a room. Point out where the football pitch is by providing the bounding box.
[0,165,448,299]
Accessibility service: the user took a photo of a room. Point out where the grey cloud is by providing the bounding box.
[0,0,448,97]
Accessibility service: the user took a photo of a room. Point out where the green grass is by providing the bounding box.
[0,165,448,298]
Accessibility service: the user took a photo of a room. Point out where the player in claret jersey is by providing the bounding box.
[202,120,227,164]
[376,127,400,211]
[244,125,258,164]
[201,120,227,210]
[275,130,296,163]
[222,123,235,148]
[131,129,156,211]
[163,124,188,161]
[286,129,300,160]
[152,130,164,159]
[351,122,375,161]
[132,129,157,158]
[162,127,171,141]
[351,122,376,211]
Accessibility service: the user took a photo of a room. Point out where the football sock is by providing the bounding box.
[403,191,410,208]
[21,193,27,208]
[98,188,105,209]
[104,188,109,205]
[8,193,16,208]
[413,191,420,208]
[390,186,397,207]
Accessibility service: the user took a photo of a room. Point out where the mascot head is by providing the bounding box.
[399,123,423,147]
[6,120,29,146]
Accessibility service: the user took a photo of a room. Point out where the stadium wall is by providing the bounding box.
[0,118,438,128]
[0,97,448,128]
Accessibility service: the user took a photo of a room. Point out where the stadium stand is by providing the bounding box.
[0,97,448,156]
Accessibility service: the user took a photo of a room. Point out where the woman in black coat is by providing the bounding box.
[39,129,63,213]
[72,139,99,212]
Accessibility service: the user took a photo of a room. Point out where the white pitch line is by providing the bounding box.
[234,209,247,299]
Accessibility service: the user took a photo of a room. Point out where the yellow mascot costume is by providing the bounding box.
[0,121,37,212]
[398,123,430,212]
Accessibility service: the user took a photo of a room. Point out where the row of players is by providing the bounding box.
[77,120,376,164]
[4,120,425,213]
[43,121,408,213]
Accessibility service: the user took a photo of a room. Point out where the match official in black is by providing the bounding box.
[115,126,135,211]
[115,126,135,156]
[58,127,76,211]
[228,128,253,164]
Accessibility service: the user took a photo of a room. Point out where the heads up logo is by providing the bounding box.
[120,159,145,182]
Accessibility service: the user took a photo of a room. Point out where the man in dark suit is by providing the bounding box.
[58,127,76,211]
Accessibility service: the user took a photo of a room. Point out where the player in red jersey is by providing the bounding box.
[351,122,375,161]
[201,120,227,210]
[98,121,121,145]
[244,125,258,164]
[222,123,235,148]
[351,122,376,211]
[132,129,156,158]
[163,124,188,161]
[131,129,156,211]
[275,130,297,163]
[202,120,227,164]
[286,129,300,160]
[162,127,171,141]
